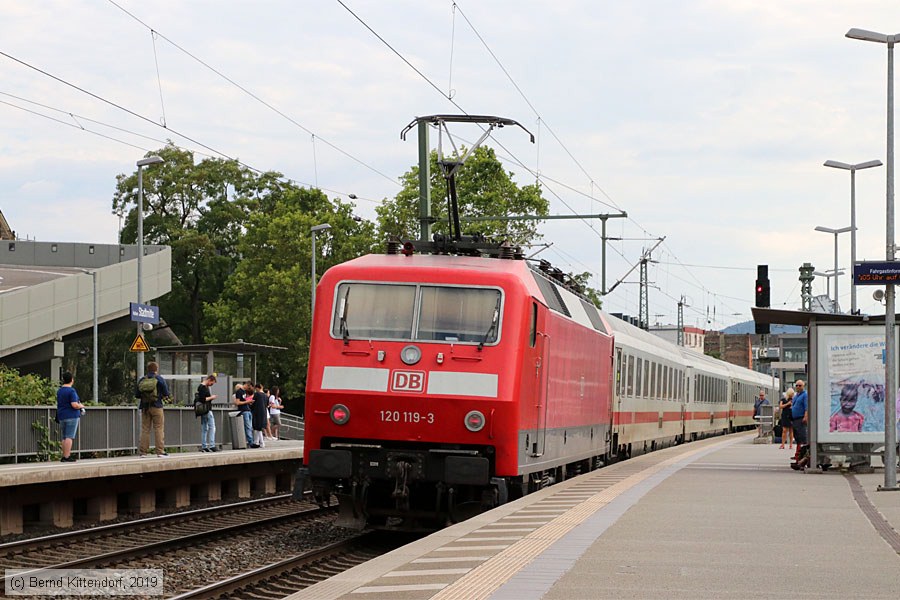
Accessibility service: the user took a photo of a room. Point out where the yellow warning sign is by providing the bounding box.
[129,334,150,353]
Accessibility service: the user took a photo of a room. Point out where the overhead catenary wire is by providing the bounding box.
[105,0,401,188]
[0,85,379,205]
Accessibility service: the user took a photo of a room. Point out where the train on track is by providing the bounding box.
[296,247,777,531]
[296,113,777,531]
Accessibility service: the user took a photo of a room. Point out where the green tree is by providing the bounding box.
[113,145,277,343]
[376,146,549,246]
[0,364,55,405]
[569,272,604,308]
[206,187,378,399]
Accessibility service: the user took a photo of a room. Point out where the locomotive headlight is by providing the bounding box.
[400,344,422,365]
[464,410,485,432]
[330,404,350,425]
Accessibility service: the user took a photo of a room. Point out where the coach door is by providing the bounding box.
[531,301,549,457]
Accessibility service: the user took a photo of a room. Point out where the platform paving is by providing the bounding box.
[289,434,900,600]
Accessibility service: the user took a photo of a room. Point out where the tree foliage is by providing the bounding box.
[205,187,378,399]
[113,145,270,343]
[0,364,56,405]
[376,146,549,246]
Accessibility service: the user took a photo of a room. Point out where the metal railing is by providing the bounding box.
[0,406,304,463]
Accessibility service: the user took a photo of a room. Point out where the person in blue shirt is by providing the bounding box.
[791,380,809,457]
[56,372,85,462]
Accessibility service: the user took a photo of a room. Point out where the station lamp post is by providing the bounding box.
[79,269,98,403]
[845,27,899,490]
[812,269,845,307]
[823,159,883,314]
[135,155,164,382]
[814,225,852,313]
[311,223,331,316]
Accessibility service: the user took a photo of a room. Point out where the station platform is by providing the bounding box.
[289,433,900,600]
[0,440,303,536]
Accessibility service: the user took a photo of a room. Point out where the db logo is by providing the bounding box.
[392,370,425,393]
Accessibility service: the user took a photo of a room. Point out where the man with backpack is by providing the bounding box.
[136,361,171,457]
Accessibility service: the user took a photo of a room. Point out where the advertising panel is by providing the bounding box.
[816,325,899,443]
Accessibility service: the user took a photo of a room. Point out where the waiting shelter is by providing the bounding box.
[152,341,287,406]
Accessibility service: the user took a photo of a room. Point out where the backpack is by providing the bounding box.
[194,385,211,417]
[138,376,158,408]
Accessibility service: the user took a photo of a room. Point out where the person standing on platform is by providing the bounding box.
[269,386,284,440]
[196,374,218,452]
[791,380,808,462]
[233,382,254,447]
[753,390,770,436]
[136,361,170,457]
[779,388,795,449]
[57,371,85,463]
[251,382,268,448]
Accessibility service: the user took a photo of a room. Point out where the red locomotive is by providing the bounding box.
[299,251,614,529]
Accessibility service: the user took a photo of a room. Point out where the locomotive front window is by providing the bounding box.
[417,287,501,343]
[332,283,416,340]
[331,282,502,344]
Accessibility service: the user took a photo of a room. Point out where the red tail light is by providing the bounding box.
[331,404,350,425]
[464,410,485,432]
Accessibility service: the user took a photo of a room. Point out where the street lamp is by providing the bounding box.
[135,155,164,382]
[824,159,883,313]
[311,223,331,316]
[845,27,900,490]
[814,225,852,313]
[812,269,845,303]
[80,269,98,404]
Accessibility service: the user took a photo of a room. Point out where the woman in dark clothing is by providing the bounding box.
[250,383,269,448]
[779,388,794,449]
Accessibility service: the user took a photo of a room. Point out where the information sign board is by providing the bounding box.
[853,261,900,285]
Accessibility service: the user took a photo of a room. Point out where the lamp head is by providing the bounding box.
[137,155,165,167]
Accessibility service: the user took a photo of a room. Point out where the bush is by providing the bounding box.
[0,364,56,406]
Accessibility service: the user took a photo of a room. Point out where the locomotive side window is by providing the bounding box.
[332,283,416,340]
[417,287,501,343]
[529,302,538,348]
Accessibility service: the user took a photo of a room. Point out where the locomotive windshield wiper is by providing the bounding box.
[339,290,350,345]
[478,298,501,351]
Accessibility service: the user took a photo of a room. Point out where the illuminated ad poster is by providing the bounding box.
[816,325,899,443]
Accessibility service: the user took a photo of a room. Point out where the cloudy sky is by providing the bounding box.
[2,1,900,328]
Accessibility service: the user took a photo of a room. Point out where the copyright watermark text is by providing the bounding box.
[5,569,164,596]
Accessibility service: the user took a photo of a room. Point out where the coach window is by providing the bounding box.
[626,355,635,397]
[634,356,645,398]
[417,286,501,343]
[332,283,416,340]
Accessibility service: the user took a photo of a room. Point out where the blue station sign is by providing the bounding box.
[130,302,160,324]
[853,261,900,286]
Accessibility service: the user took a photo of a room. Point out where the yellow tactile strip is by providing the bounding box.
[430,437,738,600]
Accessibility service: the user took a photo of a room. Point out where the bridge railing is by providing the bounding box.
[0,406,304,463]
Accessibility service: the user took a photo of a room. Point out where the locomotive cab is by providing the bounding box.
[299,254,527,530]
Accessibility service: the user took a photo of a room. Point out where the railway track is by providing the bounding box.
[0,494,330,573]
[0,494,418,598]
[170,532,411,600]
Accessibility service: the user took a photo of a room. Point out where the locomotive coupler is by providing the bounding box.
[392,460,412,511]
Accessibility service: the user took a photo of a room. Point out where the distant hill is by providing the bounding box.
[721,321,803,335]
